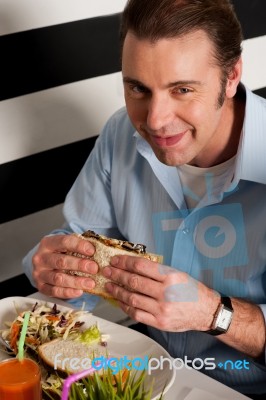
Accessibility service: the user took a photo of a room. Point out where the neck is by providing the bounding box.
[190,91,245,168]
[219,89,245,163]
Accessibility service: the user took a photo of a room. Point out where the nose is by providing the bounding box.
[146,94,174,131]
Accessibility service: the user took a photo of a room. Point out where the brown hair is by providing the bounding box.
[120,0,243,74]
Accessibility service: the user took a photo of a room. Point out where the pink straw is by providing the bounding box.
[61,358,112,400]
[61,366,96,400]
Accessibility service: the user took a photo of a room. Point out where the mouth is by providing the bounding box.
[151,131,187,147]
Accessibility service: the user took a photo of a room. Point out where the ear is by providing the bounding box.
[226,57,242,98]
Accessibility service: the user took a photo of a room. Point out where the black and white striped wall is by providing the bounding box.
[0,0,266,298]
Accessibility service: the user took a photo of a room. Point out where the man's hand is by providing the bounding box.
[103,255,266,359]
[32,234,98,299]
[103,255,219,332]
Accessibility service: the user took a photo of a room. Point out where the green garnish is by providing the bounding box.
[79,324,101,344]
[68,367,163,400]
[43,362,166,400]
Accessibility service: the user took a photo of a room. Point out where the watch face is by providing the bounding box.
[217,308,232,330]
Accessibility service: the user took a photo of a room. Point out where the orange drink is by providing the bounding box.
[0,357,41,400]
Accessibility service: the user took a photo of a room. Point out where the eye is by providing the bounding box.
[125,83,150,99]
[130,84,149,94]
[176,87,191,94]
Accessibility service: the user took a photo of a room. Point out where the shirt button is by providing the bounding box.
[182,228,190,234]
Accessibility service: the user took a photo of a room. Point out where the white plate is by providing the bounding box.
[0,296,175,399]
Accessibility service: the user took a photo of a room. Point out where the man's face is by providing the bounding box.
[122,30,240,167]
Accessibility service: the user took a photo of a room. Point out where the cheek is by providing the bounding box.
[183,101,216,129]
[185,101,206,121]
[173,107,202,134]
[126,100,147,124]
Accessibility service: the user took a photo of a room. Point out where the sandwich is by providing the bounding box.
[64,230,162,300]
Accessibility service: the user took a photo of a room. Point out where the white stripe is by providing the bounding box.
[0,72,125,164]
[0,205,64,282]
[0,0,127,35]
[242,35,266,91]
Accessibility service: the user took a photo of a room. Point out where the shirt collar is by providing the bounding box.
[234,84,266,185]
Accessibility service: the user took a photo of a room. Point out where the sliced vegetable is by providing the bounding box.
[79,324,101,344]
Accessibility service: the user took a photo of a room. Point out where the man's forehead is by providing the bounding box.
[122,29,218,81]
[123,29,214,49]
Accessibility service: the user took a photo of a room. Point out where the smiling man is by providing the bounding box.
[23,1,266,398]
[122,29,242,167]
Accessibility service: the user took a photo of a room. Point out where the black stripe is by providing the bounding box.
[254,87,266,99]
[0,13,122,101]
[0,274,36,299]
[232,0,266,40]
[0,136,97,224]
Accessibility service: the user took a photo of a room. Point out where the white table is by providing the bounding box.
[28,292,251,400]
[162,366,251,400]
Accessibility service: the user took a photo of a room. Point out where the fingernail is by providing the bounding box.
[84,279,95,289]
[84,243,94,255]
[85,262,97,274]
[103,267,111,278]
[111,256,119,266]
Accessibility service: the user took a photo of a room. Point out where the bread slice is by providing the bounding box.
[64,230,162,300]
[38,337,106,374]
[38,337,131,387]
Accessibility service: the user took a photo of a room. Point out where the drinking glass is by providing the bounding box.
[0,357,41,400]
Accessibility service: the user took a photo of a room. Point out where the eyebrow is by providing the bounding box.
[123,77,202,89]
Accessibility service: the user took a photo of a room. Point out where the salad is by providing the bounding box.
[0,301,93,356]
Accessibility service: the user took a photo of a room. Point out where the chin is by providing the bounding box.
[154,152,182,167]
[148,140,187,166]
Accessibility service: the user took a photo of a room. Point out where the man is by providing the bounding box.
[23,0,266,397]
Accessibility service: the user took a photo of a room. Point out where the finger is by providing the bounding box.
[39,234,96,257]
[119,300,159,328]
[38,282,84,299]
[103,266,162,298]
[109,255,174,282]
[40,251,99,274]
[105,282,160,314]
[38,268,96,291]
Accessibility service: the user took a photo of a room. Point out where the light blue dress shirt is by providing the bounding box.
[23,84,266,395]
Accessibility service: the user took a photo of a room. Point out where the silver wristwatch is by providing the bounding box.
[206,296,234,336]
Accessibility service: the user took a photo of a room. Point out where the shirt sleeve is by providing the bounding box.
[22,110,123,286]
